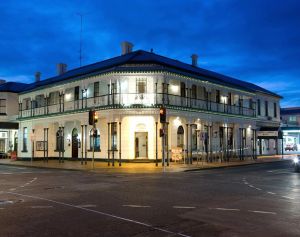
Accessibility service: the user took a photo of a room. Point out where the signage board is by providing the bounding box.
[257,131,278,137]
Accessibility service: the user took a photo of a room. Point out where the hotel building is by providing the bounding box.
[16,42,282,163]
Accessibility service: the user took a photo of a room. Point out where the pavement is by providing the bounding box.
[0,160,299,236]
[0,154,297,173]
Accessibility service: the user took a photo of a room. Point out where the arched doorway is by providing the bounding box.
[177,126,184,148]
[72,128,79,158]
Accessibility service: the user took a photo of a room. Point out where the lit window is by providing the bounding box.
[90,129,100,151]
[23,127,28,152]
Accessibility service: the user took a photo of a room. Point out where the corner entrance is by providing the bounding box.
[72,128,79,158]
[135,132,148,159]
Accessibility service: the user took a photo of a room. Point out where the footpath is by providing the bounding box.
[0,154,296,173]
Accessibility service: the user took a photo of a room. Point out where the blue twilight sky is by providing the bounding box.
[0,0,299,107]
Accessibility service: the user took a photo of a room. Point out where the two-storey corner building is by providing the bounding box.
[0,81,28,156]
[17,42,282,163]
[281,107,300,152]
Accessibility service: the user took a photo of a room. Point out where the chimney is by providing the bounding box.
[57,63,67,75]
[0,79,6,85]
[191,54,198,67]
[121,41,134,55]
[35,71,41,82]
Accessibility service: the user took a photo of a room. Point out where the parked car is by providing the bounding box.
[294,156,300,172]
[285,144,298,151]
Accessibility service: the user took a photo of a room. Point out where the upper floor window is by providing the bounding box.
[136,78,147,94]
[257,99,261,115]
[289,116,297,122]
[265,101,269,116]
[216,90,220,103]
[94,82,99,97]
[191,85,197,99]
[35,95,45,108]
[180,82,186,97]
[0,99,6,114]
[273,102,277,118]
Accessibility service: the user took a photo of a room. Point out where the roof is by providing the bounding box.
[281,107,300,115]
[20,50,282,98]
[0,82,29,93]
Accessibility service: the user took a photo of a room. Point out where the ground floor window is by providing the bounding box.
[191,125,197,151]
[22,127,28,152]
[56,129,64,151]
[111,122,117,150]
[90,128,100,151]
[177,126,184,148]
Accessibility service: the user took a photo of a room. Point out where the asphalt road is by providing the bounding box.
[0,161,299,237]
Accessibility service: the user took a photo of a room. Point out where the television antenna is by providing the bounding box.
[76,12,84,67]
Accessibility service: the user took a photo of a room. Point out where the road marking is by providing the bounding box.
[31,206,53,209]
[5,191,190,237]
[20,186,25,188]
[76,204,97,208]
[211,208,240,211]
[173,206,196,209]
[267,192,276,195]
[123,205,151,208]
[282,196,295,200]
[9,188,16,191]
[248,210,276,215]
[0,173,12,175]
[249,185,254,188]
[255,187,262,191]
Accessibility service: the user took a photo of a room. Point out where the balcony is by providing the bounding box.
[19,93,255,119]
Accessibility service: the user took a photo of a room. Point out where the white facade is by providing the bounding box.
[17,66,281,162]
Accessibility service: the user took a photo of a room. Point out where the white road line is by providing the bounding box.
[30,205,51,209]
[249,185,254,188]
[255,187,262,191]
[122,205,151,208]
[9,188,16,191]
[282,196,295,200]
[4,191,190,237]
[267,192,276,195]
[211,208,240,211]
[248,210,276,215]
[20,186,25,188]
[0,173,12,175]
[76,204,97,208]
[173,206,196,209]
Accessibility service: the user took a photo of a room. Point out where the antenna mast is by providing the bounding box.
[77,13,84,67]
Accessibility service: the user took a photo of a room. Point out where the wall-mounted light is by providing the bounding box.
[173,117,181,127]
[67,134,71,146]
[65,93,71,101]
[170,85,179,94]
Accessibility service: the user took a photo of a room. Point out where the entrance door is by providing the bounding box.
[72,128,79,158]
[135,132,148,158]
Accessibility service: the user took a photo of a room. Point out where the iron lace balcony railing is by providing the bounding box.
[19,92,255,118]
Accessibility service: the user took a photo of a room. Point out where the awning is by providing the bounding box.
[0,122,19,129]
[257,127,281,139]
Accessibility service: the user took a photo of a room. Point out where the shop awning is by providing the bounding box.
[257,127,282,139]
[0,122,19,129]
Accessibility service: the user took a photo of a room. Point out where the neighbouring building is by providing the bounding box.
[0,81,28,156]
[15,42,282,163]
[281,107,300,153]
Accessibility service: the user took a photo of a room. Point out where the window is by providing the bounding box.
[22,127,28,152]
[257,99,261,115]
[216,90,220,103]
[265,101,269,116]
[191,85,197,99]
[289,116,297,122]
[177,126,184,148]
[191,125,197,151]
[0,99,6,114]
[136,78,147,94]
[25,99,30,110]
[35,95,45,108]
[180,82,186,97]
[90,129,100,151]
[111,122,117,150]
[49,92,59,105]
[273,102,277,117]
[94,82,99,97]
[56,129,64,151]
[249,98,253,109]
[74,86,80,100]
[228,93,232,105]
